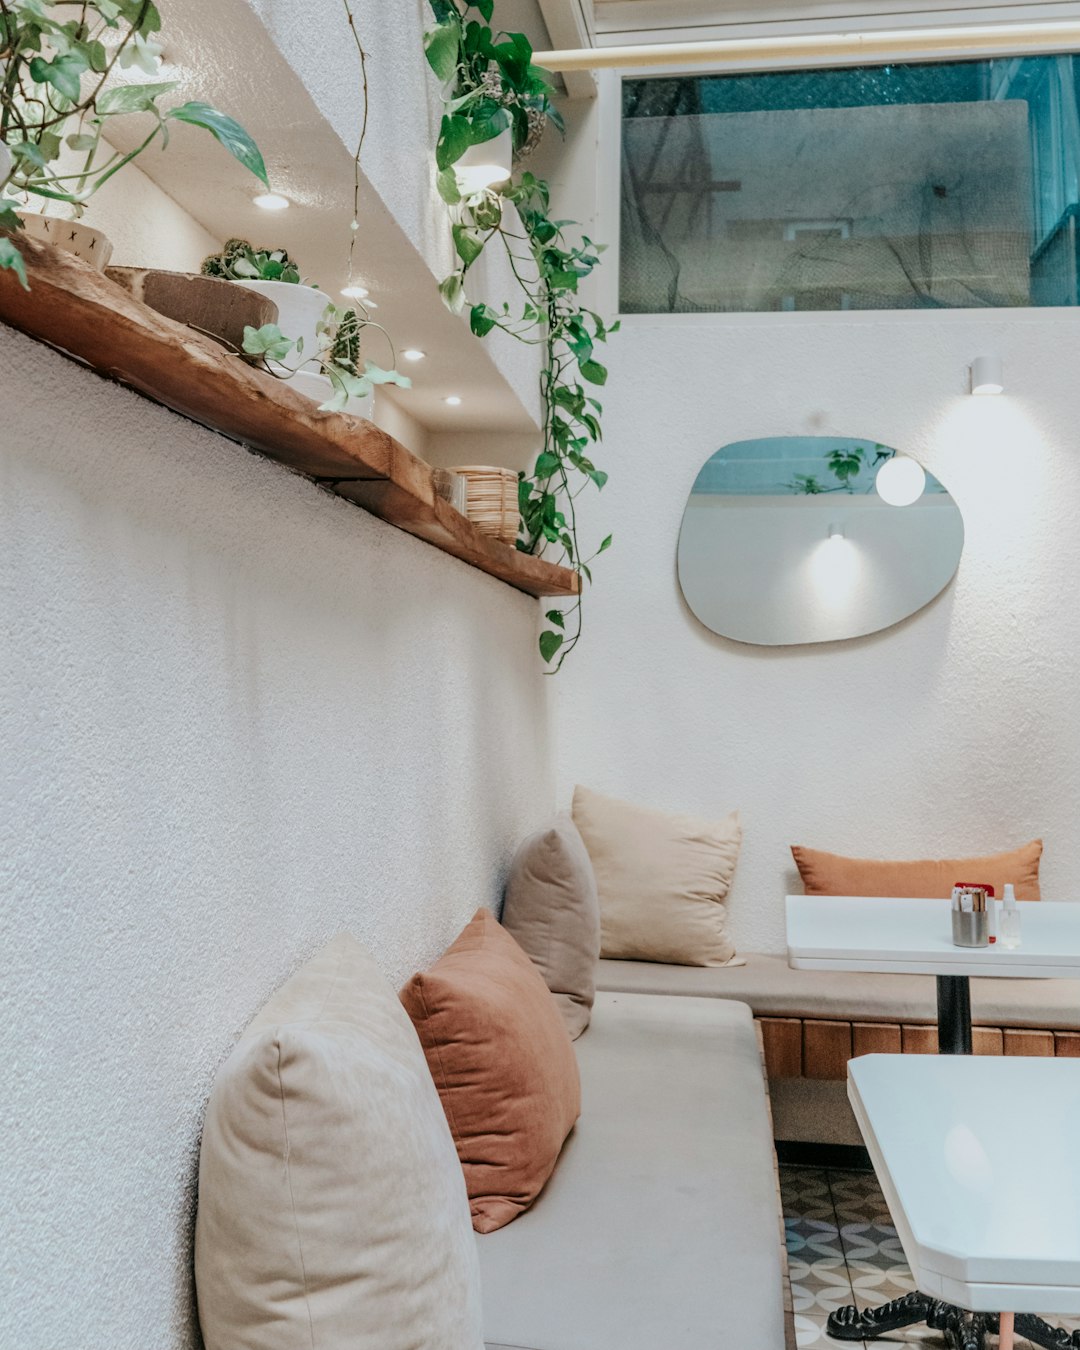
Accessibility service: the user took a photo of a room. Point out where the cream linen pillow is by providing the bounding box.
[572,785,743,966]
[501,814,601,1039]
[195,933,483,1350]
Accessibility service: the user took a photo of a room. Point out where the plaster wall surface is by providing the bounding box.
[555,311,1080,955]
[0,325,553,1350]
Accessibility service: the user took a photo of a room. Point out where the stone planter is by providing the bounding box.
[106,267,279,353]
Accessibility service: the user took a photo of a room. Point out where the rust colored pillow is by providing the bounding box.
[791,840,1042,901]
[400,909,581,1234]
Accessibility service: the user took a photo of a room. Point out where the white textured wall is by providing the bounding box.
[0,325,553,1350]
[556,311,1080,955]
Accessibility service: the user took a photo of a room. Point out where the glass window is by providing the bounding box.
[620,56,1080,313]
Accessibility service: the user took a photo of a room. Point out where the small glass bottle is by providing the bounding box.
[1000,883,1022,949]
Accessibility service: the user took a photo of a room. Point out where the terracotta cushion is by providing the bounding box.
[790,840,1042,902]
[400,909,581,1234]
[572,785,743,967]
[501,814,601,1040]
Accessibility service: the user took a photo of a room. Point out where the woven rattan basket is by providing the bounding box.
[447,465,519,545]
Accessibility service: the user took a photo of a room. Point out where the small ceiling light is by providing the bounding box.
[971,355,1004,396]
[402,349,426,362]
[253,192,290,211]
[876,455,926,507]
[455,127,513,195]
[444,395,462,406]
[341,283,369,299]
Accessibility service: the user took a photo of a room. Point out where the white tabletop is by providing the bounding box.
[786,895,1080,978]
[849,1055,1080,1313]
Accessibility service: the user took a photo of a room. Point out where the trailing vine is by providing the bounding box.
[424,0,616,671]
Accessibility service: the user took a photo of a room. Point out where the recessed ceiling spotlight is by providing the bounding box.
[341,284,369,299]
[444,395,462,406]
[253,192,290,211]
[402,349,426,362]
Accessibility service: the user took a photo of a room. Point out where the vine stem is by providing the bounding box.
[340,0,370,289]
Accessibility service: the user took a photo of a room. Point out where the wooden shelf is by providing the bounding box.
[0,237,578,600]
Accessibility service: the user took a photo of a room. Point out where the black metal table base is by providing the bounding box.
[825,1292,1080,1348]
[825,976,1076,1349]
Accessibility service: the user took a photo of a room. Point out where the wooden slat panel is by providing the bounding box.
[902,1024,938,1055]
[759,1017,803,1078]
[1003,1028,1055,1057]
[0,238,579,600]
[803,1020,852,1080]
[1055,1031,1080,1058]
[972,1026,1003,1056]
[852,1022,901,1057]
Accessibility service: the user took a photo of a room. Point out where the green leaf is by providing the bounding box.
[29,52,87,103]
[166,102,268,187]
[545,610,565,628]
[436,114,473,172]
[436,167,462,205]
[533,451,560,477]
[452,223,485,267]
[472,0,495,19]
[65,132,98,153]
[96,79,178,115]
[589,469,609,490]
[362,361,412,389]
[438,272,466,314]
[242,323,294,362]
[539,630,564,664]
[0,239,29,291]
[423,20,460,84]
[579,359,607,386]
[470,303,497,337]
[598,534,613,552]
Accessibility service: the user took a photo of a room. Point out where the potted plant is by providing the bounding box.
[201,238,328,377]
[0,1,268,288]
[242,300,412,416]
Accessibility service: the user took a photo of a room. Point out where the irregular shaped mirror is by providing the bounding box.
[678,437,964,646]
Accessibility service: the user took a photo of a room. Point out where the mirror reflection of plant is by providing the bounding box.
[0,0,269,290]
[201,238,302,285]
[786,444,893,495]
[242,299,411,413]
[424,0,615,672]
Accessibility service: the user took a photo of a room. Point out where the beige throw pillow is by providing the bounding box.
[573,785,743,967]
[195,933,483,1350]
[501,814,601,1039]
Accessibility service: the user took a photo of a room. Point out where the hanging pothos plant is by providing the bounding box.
[424,0,616,671]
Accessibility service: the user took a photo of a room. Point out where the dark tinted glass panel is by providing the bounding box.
[621,56,1080,312]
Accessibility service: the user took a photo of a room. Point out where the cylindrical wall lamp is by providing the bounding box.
[971,355,1004,396]
[455,127,513,195]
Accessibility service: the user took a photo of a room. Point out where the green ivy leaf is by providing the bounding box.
[452,223,485,267]
[545,610,565,629]
[539,630,564,664]
[470,303,497,337]
[579,359,608,386]
[589,469,609,491]
[472,0,495,20]
[242,323,294,362]
[534,451,560,478]
[436,167,462,205]
[363,361,412,389]
[423,20,460,84]
[29,52,87,103]
[96,79,178,115]
[436,114,473,171]
[166,102,268,187]
[0,239,29,291]
[439,272,466,314]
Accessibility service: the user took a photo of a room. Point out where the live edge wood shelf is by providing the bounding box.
[0,237,579,601]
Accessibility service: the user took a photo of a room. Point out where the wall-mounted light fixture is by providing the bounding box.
[827,522,845,542]
[876,454,926,507]
[971,355,1004,396]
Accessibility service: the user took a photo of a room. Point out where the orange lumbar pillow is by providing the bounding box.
[400,908,581,1234]
[790,840,1043,901]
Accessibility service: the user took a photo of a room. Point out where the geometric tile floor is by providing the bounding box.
[780,1165,1080,1349]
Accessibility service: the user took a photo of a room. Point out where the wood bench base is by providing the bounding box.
[758,1017,1080,1080]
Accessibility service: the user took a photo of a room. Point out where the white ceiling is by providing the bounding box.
[589,0,1080,44]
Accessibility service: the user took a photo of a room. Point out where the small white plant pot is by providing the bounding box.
[455,127,513,195]
[287,370,374,421]
[18,212,114,271]
[232,279,329,376]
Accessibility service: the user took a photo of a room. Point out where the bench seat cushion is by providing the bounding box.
[477,992,786,1350]
[597,953,1080,1031]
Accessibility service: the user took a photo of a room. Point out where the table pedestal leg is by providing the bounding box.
[1000,1310,1015,1350]
[936,974,973,1054]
